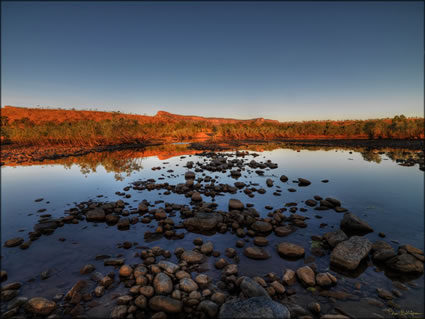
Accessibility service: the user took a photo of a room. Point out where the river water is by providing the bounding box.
[1,143,424,318]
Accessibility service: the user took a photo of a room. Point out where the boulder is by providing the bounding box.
[340,213,373,235]
[326,197,341,207]
[134,295,147,309]
[179,278,199,293]
[191,192,202,202]
[230,170,241,177]
[219,296,290,319]
[149,296,183,313]
[243,246,270,260]
[305,199,317,207]
[198,300,219,318]
[330,236,372,270]
[229,199,244,210]
[158,261,179,274]
[181,250,204,264]
[282,269,296,285]
[86,208,105,222]
[399,244,424,256]
[240,277,269,298]
[274,226,294,237]
[110,305,127,318]
[185,171,195,180]
[184,212,223,231]
[153,273,173,294]
[34,221,57,234]
[296,266,316,287]
[277,242,305,259]
[4,237,24,247]
[373,248,396,261]
[316,272,337,287]
[201,241,214,255]
[280,175,288,182]
[26,297,56,316]
[386,253,424,273]
[298,178,311,186]
[119,265,133,277]
[323,230,348,248]
[251,221,272,233]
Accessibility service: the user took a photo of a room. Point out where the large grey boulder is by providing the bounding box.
[219,296,290,319]
[330,236,372,270]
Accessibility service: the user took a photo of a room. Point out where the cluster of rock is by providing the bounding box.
[2,150,424,319]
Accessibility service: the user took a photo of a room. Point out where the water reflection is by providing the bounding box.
[1,141,423,318]
[2,142,424,180]
[61,151,144,181]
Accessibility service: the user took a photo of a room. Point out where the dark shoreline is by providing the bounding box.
[190,138,425,151]
[1,139,424,166]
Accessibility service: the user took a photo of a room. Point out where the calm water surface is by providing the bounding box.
[1,144,424,318]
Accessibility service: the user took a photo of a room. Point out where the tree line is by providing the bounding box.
[0,114,423,146]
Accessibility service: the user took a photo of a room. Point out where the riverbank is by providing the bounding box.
[1,139,424,167]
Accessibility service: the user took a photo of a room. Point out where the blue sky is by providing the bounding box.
[1,2,423,121]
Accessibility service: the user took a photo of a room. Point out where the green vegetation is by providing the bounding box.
[215,115,424,139]
[1,114,423,146]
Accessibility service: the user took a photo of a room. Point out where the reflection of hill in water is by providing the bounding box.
[46,144,200,180]
[4,142,423,178]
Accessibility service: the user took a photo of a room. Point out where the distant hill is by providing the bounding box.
[1,106,279,125]
[1,105,423,146]
[155,110,279,124]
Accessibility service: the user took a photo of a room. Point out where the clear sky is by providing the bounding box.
[1,1,423,121]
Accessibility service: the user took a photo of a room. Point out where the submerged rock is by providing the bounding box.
[85,208,105,222]
[179,278,199,292]
[296,266,316,287]
[386,253,424,273]
[251,221,272,233]
[277,242,305,259]
[229,199,244,210]
[149,296,183,313]
[240,277,269,298]
[243,246,270,260]
[26,297,57,316]
[198,300,219,318]
[4,237,24,247]
[153,273,173,295]
[181,250,204,264]
[184,212,223,231]
[323,230,348,248]
[219,296,290,319]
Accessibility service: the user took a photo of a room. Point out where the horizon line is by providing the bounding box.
[2,105,424,123]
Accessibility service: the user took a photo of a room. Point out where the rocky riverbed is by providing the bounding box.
[1,147,424,318]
